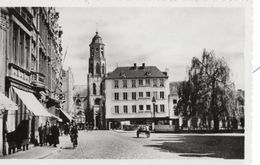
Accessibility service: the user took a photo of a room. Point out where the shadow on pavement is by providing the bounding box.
[61,146,74,150]
[143,135,244,159]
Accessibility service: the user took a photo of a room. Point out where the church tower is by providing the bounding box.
[87,31,106,129]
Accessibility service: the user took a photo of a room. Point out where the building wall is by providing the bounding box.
[105,78,169,120]
[62,67,74,114]
[0,8,7,93]
[0,8,63,155]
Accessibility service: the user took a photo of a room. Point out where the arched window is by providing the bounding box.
[93,83,96,95]
[96,63,101,74]
[76,99,81,106]
[95,98,100,105]
[102,64,105,74]
[100,83,103,95]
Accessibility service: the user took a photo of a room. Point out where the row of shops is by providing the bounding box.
[0,7,72,156]
[0,88,74,155]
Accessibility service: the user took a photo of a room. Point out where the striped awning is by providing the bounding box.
[13,87,51,117]
[0,91,18,111]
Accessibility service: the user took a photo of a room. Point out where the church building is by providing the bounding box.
[86,32,106,129]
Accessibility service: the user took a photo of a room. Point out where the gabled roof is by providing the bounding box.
[106,65,168,79]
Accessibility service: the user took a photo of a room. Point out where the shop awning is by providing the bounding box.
[13,87,51,117]
[60,109,73,121]
[0,92,18,111]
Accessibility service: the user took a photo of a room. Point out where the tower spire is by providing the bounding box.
[96,22,98,34]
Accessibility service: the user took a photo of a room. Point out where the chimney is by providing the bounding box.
[142,63,145,68]
[134,63,137,68]
[163,68,169,76]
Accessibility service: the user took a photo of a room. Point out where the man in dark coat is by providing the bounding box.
[51,123,60,147]
[44,122,51,146]
[70,122,78,147]
[38,124,44,146]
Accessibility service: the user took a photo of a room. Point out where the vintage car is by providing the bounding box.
[136,125,150,138]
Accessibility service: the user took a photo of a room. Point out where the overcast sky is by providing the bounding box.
[58,7,245,89]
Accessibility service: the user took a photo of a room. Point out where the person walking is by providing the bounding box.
[70,122,78,148]
[51,122,60,147]
[44,121,51,146]
[38,124,44,146]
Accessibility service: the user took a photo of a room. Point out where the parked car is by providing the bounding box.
[136,125,150,138]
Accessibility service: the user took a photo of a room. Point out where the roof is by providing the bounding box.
[106,65,168,79]
[90,32,104,45]
[73,85,88,97]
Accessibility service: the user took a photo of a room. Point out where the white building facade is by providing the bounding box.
[62,67,74,114]
[105,63,169,129]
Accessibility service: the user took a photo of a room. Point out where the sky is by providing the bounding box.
[58,7,245,89]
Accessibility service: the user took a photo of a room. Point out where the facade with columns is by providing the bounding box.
[86,32,106,130]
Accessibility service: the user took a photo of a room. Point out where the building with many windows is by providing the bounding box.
[105,63,169,130]
[0,7,63,155]
[73,85,88,125]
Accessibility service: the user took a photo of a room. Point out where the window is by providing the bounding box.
[132,80,136,87]
[132,92,136,100]
[96,63,101,74]
[123,80,127,88]
[160,91,164,99]
[93,83,96,95]
[153,91,158,99]
[114,93,119,100]
[174,106,178,116]
[159,79,164,87]
[102,64,105,74]
[123,105,128,113]
[94,98,100,105]
[173,99,177,104]
[139,92,143,98]
[132,105,136,113]
[139,79,143,86]
[114,80,119,88]
[153,79,157,87]
[25,36,30,70]
[146,92,150,97]
[139,105,144,111]
[160,104,165,112]
[154,105,158,112]
[146,105,151,111]
[146,79,150,86]
[13,24,18,64]
[123,92,128,100]
[20,30,25,67]
[115,106,119,113]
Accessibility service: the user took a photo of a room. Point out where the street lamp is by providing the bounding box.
[152,96,156,130]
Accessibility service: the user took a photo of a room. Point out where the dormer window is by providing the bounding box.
[120,72,126,78]
[145,71,151,76]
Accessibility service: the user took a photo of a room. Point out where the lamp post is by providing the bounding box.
[152,96,156,131]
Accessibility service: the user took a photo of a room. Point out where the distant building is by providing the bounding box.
[168,81,182,127]
[105,63,169,130]
[62,67,74,114]
[73,85,88,124]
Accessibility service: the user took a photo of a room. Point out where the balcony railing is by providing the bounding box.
[31,72,46,88]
